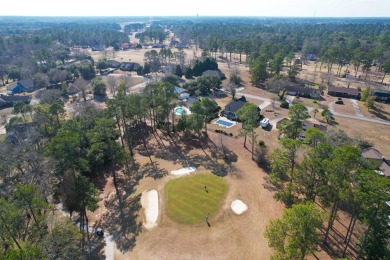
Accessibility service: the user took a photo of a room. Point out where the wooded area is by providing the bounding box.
[0,16,390,259]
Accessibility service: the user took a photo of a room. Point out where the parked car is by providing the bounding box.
[260,118,269,128]
[335,98,344,104]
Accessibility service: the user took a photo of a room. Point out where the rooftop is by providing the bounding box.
[302,121,327,133]
[285,86,320,95]
[328,86,359,95]
[380,161,390,178]
[174,86,187,94]
[224,96,247,113]
[0,94,32,102]
[361,147,383,160]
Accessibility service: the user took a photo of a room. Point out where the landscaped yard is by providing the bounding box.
[165,173,228,224]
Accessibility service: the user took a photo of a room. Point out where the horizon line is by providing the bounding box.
[1,15,390,19]
[0,14,390,19]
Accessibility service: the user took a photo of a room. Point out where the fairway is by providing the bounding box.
[165,173,228,224]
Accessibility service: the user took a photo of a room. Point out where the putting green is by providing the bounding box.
[165,173,228,224]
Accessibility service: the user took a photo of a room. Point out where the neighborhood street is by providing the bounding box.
[237,91,390,126]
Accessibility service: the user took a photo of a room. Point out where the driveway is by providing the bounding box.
[236,91,271,109]
[350,99,364,117]
[328,101,390,126]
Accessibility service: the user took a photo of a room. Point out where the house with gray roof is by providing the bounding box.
[222,96,253,120]
[328,86,360,99]
[7,79,35,95]
[372,89,390,102]
[0,94,32,109]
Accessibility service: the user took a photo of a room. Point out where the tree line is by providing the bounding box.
[264,103,390,259]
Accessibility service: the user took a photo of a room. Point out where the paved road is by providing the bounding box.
[237,91,390,126]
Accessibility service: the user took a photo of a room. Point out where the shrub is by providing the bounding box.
[258,140,266,147]
[215,129,232,136]
[280,100,289,109]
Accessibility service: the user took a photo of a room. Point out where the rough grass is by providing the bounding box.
[165,173,228,224]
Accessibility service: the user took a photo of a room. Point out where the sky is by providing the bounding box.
[1,0,390,17]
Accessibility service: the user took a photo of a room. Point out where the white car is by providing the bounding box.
[260,118,269,128]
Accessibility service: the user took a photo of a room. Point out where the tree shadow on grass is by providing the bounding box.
[262,176,281,192]
[96,161,145,254]
[138,161,169,180]
[100,193,143,253]
[370,106,389,120]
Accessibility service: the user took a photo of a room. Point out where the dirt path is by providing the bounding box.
[105,234,114,260]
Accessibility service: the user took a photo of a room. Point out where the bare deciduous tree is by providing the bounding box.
[106,76,117,96]
[74,78,89,102]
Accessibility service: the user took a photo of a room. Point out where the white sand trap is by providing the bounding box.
[231,200,248,215]
[170,166,196,176]
[141,190,159,230]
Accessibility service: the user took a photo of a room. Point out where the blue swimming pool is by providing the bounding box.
[175,107,184,115]
[216,119,234,127]
[174,107,191,116]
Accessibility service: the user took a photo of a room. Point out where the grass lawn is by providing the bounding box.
[165,173,228,224]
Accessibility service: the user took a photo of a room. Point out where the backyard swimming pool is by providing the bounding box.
[215,119,235,128]
[174,107,191,116]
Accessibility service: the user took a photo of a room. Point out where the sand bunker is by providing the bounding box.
[231,200,248,215]
[141,190,159,230]
[170,166,196,176]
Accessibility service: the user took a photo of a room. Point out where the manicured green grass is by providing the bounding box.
[165,173,228,224]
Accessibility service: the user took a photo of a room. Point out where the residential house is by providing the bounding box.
[298,121,327,140]
[107,60,122,69]
[372,89,390,102]
[202,70,226,80]
[91,45,105,51]
[223,96,248,120]
[0,94,32,109]
[120,62,141,71]
[67,83,79,96]
[361,147,384,163]
[361,147,390,178]
[379,160,390,178]
[302,121,327,132]
[285,86,321,99]
[175,42,189,49]
[129,43,141,49]
[120,43,130,50]
[6,79,35,95]
[152,43,166,48]
[275,117,289,129]
[174,86,189,100]
[328,86,360,99]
